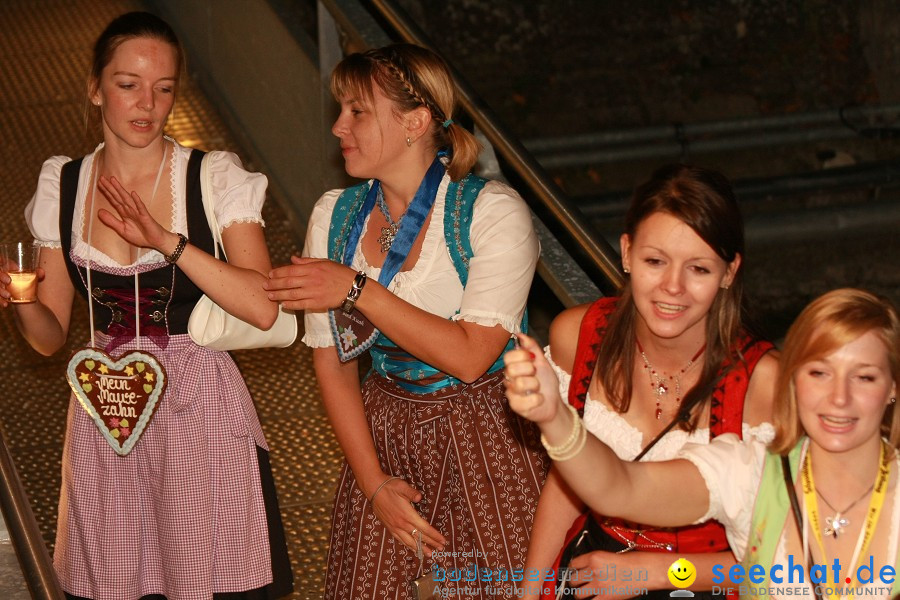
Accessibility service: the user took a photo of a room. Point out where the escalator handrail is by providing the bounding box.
[0,427,65,599]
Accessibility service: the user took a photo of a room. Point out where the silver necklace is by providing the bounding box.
[817,484,874,538]
[375,187,406,253]
[636,340,705,420]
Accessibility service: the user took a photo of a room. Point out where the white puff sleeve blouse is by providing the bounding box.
[23,141,267,266]
[679,433,767,560]
[25,155,69,248]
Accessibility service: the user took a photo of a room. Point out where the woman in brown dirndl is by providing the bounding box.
[266,43,548,598]
[0,12,292,599]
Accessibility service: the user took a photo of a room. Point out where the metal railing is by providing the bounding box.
[0,428,64,599]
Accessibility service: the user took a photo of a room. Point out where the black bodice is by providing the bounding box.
[58,149,216,336]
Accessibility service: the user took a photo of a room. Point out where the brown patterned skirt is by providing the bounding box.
[324,370,549,599]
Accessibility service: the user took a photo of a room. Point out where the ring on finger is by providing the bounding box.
[411,527,418,537]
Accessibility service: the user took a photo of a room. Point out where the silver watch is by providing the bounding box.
[340,271,367,315]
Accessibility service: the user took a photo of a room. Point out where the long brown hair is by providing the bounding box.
[771,288,900,454]
[596,164,747,430]
[330,43,481,181]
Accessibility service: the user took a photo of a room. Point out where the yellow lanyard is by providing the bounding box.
[801,442,890,600]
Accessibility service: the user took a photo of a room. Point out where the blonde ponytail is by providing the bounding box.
[442,120,481,181]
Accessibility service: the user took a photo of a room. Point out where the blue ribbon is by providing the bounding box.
[329,156,518,391]
[328,157,447,363]
[341,157,445,286]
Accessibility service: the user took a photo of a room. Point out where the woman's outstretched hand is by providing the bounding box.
[97,175,172,252]
[265,256,357,312]
[370,475,447,558]
[503,333,564,424]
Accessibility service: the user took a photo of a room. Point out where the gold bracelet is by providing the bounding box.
[540,402,587,461]
[369,475,400,503]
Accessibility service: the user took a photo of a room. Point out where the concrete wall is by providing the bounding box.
[150,0,350,239]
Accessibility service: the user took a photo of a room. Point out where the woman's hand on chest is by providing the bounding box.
[96,174,175,256]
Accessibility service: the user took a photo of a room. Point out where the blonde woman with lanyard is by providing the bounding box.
[505,287,900,600]
[266,43,548,598]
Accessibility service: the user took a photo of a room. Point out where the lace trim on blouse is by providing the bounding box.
[72,141,178,271]
[449,309,523,334]
[219,216,265,231]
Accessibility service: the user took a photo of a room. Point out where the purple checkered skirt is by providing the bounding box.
[54,333,272,600]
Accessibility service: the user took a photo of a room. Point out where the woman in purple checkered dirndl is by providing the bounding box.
[2,12,292,600]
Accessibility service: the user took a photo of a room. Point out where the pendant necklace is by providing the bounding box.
[636,339,705,419]
[815,483,875,538]
[375,187,408,253]
[801,441,890,600]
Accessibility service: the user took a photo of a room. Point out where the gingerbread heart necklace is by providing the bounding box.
[66,143,169,456]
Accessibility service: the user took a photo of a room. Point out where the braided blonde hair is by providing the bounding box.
[330,43,481,181]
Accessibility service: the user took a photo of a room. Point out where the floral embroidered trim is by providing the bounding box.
[448,175,470,279]
[329,183,369,262]
[166,136,178,232]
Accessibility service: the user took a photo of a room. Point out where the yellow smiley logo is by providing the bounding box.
[667,558,697,589]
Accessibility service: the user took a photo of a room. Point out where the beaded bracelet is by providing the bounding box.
[552,415,587,461]
[540,402,588,461]
[164,233,188,264]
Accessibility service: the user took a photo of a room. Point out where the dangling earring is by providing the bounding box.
[406,136,412,147]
